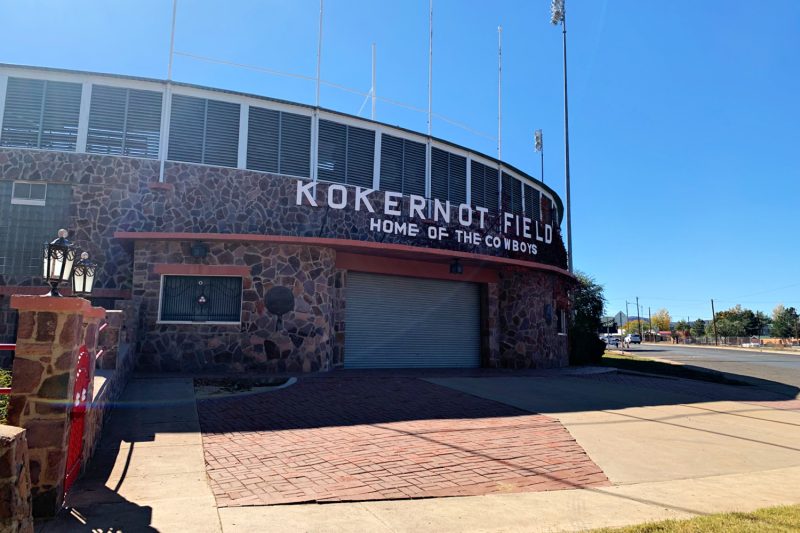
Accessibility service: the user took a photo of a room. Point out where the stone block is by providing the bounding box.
[35,313,57,343]
[9,359,44,395]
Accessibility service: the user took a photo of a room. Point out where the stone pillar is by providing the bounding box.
[96,310,123,371]
[0,425,33,533]
[6,295,94,518]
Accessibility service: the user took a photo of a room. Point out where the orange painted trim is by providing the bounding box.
[10,294,93,313]
[0,286,131,298]
[148,182,174,191]
[153,264,251,276]
[336,252,498,284]
[114,231,575,280]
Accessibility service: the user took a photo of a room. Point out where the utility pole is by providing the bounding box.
[636,296,642,338]
[711,299,719,346]
[625,301,630,329]
[648,307,652,342]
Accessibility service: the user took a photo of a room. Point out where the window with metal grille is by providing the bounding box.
[317,119,374,188]
[247,107,311,177]
[0,181,71,275]
[159,275,242,323]
[524,184,541,221]
[87,85,162,159]
[379,134,425,196]
[431,147,467,205]
[501,172,523,215]
[168,95,239,167]
[1,77,82,151]
[470,160,499,213]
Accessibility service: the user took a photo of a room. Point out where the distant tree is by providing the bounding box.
[715,305,749,337]
[569,272,606,364]
[651,309,671,332]
[690,318,706,337]
[751,311,771,336]
[623,320,646,335]
[771,305,799,339]
[675,320,691,336]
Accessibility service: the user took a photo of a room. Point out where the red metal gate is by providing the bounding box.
[64,344,91,496]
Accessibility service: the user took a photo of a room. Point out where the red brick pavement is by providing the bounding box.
[196,377,608,507]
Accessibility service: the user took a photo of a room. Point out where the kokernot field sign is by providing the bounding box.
[296,180,554,256]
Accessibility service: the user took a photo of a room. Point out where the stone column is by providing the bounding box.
[6,295,94,518]
[96,310,123,371]
[79,307,106,470]
[0,425,33,533]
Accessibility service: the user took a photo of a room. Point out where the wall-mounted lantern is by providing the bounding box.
[42,229,77,297]
[72,252,98,297]
[449,259,463,275]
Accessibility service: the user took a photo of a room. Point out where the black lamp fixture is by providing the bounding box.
[449,258,463,275]
[72,252,98,297]
[42,229,77,297]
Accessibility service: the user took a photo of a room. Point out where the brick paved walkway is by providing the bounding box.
[196,377,608,507]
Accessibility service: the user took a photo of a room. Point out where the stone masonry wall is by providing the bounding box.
[0,149,567,295]
[134,241,335,373]
[0,425,33,533]
[494,269,571,369]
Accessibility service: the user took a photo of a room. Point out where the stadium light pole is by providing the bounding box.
[534,129,544,183]
[550,0,573,273]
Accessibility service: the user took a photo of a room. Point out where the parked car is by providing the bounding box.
[601,335,620,347]
[625,334,641,344]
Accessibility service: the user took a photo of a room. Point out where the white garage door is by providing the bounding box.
[344,272,481,368]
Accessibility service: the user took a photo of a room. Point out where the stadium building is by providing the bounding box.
[0,64,572,373]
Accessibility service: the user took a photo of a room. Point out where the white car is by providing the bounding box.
[602,335,620,347]
[624,334,641,344]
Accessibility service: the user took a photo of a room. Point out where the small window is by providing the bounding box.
[557,309,568,335]
[11,181,47,206]
[159,275,243,323]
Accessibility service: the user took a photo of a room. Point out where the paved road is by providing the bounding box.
[624,343,800,397]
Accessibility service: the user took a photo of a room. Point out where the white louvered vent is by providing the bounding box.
[318,119,374,187]
[431,147,467,205]
[502,172,523,215]
[524,184,540,221]
[470,160,499,213]
[247,107,310,177]
[1,77,81,151]
[87,85,162,159]
[379,134,425,196]
[168,95,239,167]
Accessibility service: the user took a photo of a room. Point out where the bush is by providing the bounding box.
[570,328,606,365]
[569,272,606,366]
[0,369,11,424]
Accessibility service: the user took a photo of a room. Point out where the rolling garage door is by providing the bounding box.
[344,272,481,368]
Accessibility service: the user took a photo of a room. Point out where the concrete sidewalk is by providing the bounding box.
[37,371,800,532]
[38,377,221,533]
[218,466,800,532]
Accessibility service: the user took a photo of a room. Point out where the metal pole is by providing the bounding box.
[167,0,178,81]
[427,0,433,136]
[160,0,178,184]
[711,299,719,346]
[625,301,630,331]
[636,296,642,338]
[497,25,502,160]
[540,150,544,184]
[561,11,573,273]
[649,307,652,342]
[316,0,323,108]
[371,42,376,120]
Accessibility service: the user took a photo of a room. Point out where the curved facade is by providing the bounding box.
[0,64,573,372]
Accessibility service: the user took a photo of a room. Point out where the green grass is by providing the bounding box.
[600,353,748,386]
[0,368,10,424]
[591,504,800,532]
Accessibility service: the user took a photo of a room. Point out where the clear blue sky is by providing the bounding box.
[2,0,799,321]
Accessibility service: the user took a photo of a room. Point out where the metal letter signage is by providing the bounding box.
[295,179,553,257]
